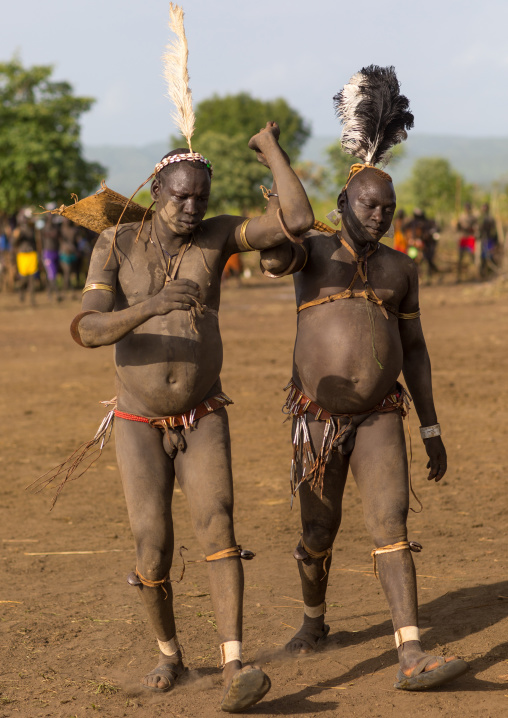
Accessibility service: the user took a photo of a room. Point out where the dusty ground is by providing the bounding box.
[1,275,507,718]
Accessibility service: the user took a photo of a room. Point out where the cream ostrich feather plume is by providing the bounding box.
[163,3,195,151]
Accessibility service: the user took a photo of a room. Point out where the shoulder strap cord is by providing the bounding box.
[297,235,420,319]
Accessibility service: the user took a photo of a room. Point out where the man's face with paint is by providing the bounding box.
[151,163,211,236]
[339,170,396,243]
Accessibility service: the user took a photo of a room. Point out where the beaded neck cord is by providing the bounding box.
[148,220,193,284]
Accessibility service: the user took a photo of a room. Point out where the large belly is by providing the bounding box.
[293,301,403,413]
[114,309,223,415]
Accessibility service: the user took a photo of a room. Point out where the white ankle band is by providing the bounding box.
[220,640,242,666]
[304,602,326,618]
[394,626,420,648]
[157,635,180,656]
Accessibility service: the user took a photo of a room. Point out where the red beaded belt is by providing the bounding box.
[114,391,233,430]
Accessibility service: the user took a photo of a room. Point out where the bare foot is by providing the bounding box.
[141,650,186,693]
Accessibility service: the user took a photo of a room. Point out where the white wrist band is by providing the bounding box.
[157,635,181,656]
[304,602,326,618]
[220,640,242,666]
[420,423,441,439]
[394,626,420,648]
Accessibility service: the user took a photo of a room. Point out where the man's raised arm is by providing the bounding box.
[227,122,314,254]
[71,229,200,348]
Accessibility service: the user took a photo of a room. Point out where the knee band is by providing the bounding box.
[131,567,170,598]
[205,546,255,562]
[370,541,422,578]
[295,538,333,579]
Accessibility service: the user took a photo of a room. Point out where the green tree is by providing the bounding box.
[0,58,105,215]
[170,93,311,213]
[191,93,311,161]
[194,130,270,214]
[402,157,464,219]
[294,161,330,200]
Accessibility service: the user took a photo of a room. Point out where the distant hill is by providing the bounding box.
[83,142,170,197]
[300,135,508,187]
[84,134,508,196]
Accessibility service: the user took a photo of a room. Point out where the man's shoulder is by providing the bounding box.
[301,226,335,244]
[380,243,417,272]
[199,214,244,245]
[94,222,140,249]
[202,215,243,230]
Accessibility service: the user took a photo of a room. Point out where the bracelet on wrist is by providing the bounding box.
[260,185,279,200]
[420,423,441,439]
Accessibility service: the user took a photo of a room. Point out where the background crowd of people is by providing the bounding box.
[392,202,502,282]
[0,200,504,304]
[0,209,97,304]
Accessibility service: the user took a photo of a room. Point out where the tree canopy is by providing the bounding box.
[191,93,311,161]
[0,58,105,215]
[401,157,464,218]
[170,93,311,213]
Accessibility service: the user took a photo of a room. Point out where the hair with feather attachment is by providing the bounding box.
[334,65,414,168]
[163,3,195,152]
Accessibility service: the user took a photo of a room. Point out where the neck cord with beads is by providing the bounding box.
[149,219,193,284]
[148,219,204,332]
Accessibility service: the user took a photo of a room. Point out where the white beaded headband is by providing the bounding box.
[154,152,213,177]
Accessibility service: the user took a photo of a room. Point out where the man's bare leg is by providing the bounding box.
[116,418,184,691]
[175,409,270,710]
[175,410,251,685]
[118,408,268,707]
[286,416,349,654]
[351,411,461,679]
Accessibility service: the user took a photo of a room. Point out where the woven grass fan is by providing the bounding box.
[51,182,153,234]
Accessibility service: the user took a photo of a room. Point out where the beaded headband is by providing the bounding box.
[154,152,213,177]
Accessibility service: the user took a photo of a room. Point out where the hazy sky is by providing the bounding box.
[4,0,508,146]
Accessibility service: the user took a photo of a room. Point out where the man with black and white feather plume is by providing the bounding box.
[260,64,469,692]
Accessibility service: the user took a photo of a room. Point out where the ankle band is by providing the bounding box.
[157,635,180,656]
[304,602,326,618]
[220,640,242,666]
[394,626,420,648]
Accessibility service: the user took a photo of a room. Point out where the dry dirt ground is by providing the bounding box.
[1,277,507,718]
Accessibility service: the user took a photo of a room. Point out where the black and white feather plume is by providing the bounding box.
[334,65,414,166]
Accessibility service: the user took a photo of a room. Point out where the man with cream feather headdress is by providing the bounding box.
[260,65,469,691]
[69,3,314,711]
